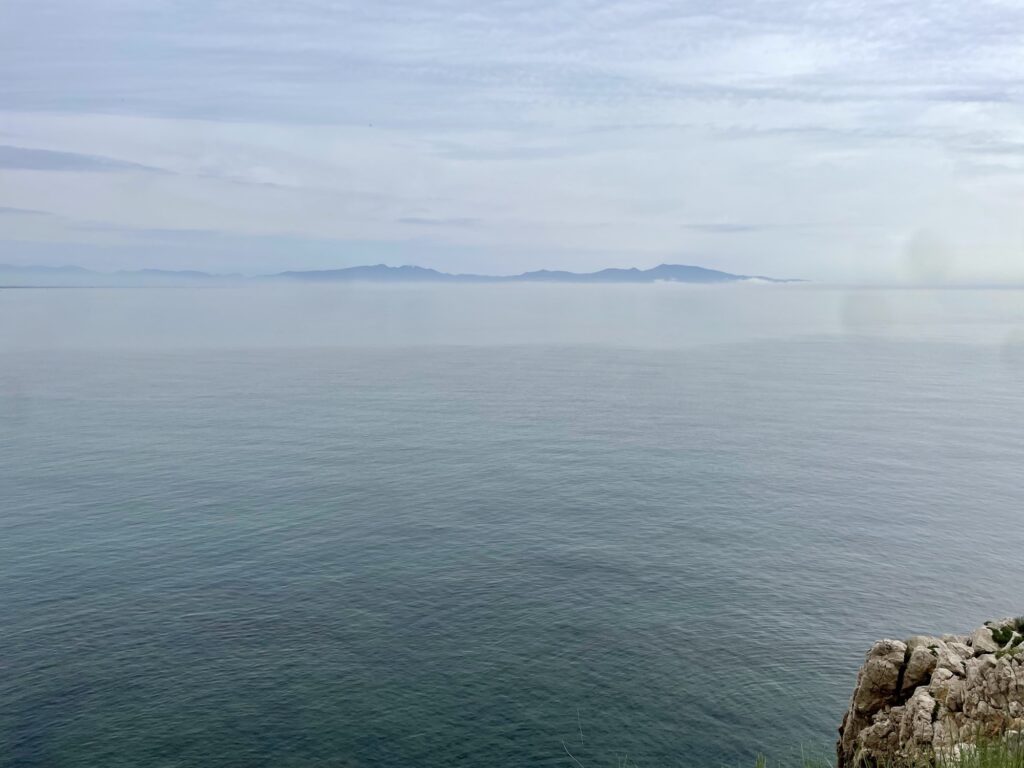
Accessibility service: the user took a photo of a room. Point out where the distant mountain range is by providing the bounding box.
[275,263,796,283]
[0,262,798,286]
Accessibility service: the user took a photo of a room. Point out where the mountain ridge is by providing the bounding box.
[274,263,797,283]
[0,262,800,286]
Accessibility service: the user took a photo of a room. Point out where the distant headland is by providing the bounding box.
[0,262,801,287]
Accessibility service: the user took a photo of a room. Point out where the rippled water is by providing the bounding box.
[2,286,1023,767]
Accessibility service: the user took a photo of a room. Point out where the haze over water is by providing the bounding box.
[3,284,1024,767]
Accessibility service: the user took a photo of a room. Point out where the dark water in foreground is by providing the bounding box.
[2,286,1024,767]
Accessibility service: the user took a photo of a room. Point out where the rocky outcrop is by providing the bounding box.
[837,617,1024,767]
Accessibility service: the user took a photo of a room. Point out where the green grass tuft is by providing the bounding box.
[991,626,1015,647]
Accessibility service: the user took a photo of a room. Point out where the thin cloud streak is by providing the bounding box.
[0,145,170,173]
[0,206,53,216]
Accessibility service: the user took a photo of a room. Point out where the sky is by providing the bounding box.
[1,0,1023,282]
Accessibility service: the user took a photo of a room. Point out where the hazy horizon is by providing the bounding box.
[4,1,1024,283]
[14,259,1024,288]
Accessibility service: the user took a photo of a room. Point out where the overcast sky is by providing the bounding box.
[2,0,1023,281]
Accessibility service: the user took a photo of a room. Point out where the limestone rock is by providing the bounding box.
[936,643,967,677]
[854,640,908,714]
[837,617,1024,767]
[902,645,938,695]
[972,626,1000,655]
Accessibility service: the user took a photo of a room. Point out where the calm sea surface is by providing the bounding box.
[2,285,1024,767]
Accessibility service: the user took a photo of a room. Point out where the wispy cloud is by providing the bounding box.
[0,145,169,173]
[0,205,52,216]
[681,223,764,234]
[397,217,480,228]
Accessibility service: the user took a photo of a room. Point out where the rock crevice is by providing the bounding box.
[837,617,1024,767]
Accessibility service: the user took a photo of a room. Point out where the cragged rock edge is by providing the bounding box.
[838,617,1024,767]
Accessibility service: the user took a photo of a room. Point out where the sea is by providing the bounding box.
[2,283,1023,767]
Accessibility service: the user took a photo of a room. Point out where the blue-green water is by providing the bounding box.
[2,286,1024,767]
